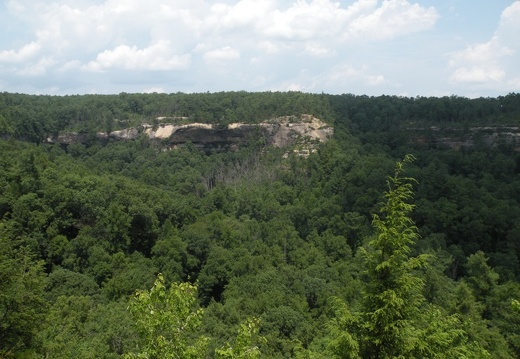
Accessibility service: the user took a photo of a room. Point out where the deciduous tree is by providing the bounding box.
[124,274,209,359]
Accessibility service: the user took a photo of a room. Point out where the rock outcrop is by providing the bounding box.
[46,115,333,154]
[408,126,520,150]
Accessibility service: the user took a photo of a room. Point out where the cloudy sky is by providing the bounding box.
[0,0,519,97]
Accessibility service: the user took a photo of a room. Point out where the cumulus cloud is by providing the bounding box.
[203,46,240,62]
[4,0,438,60]
[207,0,438,42]
[449,39,511,84]
[451,67,506,84]
[1,0,440,93]
[19,56,56,76]
[274,63,387,93]
[304,42,334,57]
[321,63,387,88]
[0,42,41,63]
[206,0,274,30]
[347,0,438,40]
[449,1,520,87]
[84,41,191,71]
[0,41,56,76]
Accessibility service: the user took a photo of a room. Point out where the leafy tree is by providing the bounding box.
[45,267,100,301]
[215,317,265,359]
[102,252,157,300]
[151,222,188,283]
[38,295,137,359]
[38,295,102,359]
[0,237,47,358]
[124,274,209,359]
[449,282,513,358]
[0,113,14,134]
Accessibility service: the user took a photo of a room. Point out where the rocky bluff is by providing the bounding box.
[47,115,333,155]
[408,126,520,151]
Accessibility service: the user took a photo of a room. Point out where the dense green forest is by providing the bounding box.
[1,91,520,358]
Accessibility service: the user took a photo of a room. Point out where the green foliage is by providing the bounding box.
[409,307,490,359]
[327,298,360,359]
[328,156,489,358]
[38,296,137,359]
[124,274,209,359]
[0,237,47,358]
[0,113,14,134]
[359,155,428,357]
[215,317,265,359]
[1,92,520,358]
[513,299,520,312]
[465,251,499,302]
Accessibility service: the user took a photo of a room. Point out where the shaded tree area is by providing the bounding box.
[329,93,520,129]
[1,92,520,358]
[324,157,490,358]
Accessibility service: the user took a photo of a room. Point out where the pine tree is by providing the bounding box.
[329,155,490,358]
[359,154,427,358]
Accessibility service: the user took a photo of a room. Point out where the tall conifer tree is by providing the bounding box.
[359,154,427,357]
[329,155,489,358]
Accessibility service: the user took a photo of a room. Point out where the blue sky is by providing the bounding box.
[0,0,518,97]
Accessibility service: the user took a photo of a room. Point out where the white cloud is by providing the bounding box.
[451,66,505,83]
[84,41,191,71]
[3,0,438,63]
[0,41,40,63]
[206,0,274,30]
[257,41,280,54]
[344,0,438,41]
[286,83,303,91]
[499,1,520,42]
[17,56,55,76]
[304,42,334,57]
[273,62,387,93]
[60,60,82,72]
[507,77,520,89]
[1,0,441,94]
[449,39,509,83]
[367,74,385,86]
[449,1,520,88]
[321,63,387,88]
[259,0,438,41]
[203,46,240,62]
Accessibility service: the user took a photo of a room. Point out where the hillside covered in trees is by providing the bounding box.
[1,91,520,358]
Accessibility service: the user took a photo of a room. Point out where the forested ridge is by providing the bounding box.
[1,91,520,358]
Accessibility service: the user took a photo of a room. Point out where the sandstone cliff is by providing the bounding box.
[46,115,333,155]
[408,126,520,151]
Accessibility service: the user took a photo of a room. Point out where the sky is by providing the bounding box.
[0,0,519,97]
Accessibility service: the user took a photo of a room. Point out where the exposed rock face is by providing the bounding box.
[408,126,520,151]
[142,122,256,150]
[109,127,140,141]
[267,115,333,147]
[46,115,333,154]
[47,132,108,145]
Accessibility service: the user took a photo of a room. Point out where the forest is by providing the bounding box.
[1,91,520,358]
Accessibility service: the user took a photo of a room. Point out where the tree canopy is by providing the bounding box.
[1,91,519,358]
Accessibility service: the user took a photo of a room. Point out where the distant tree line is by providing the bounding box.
[1,91,519,144]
